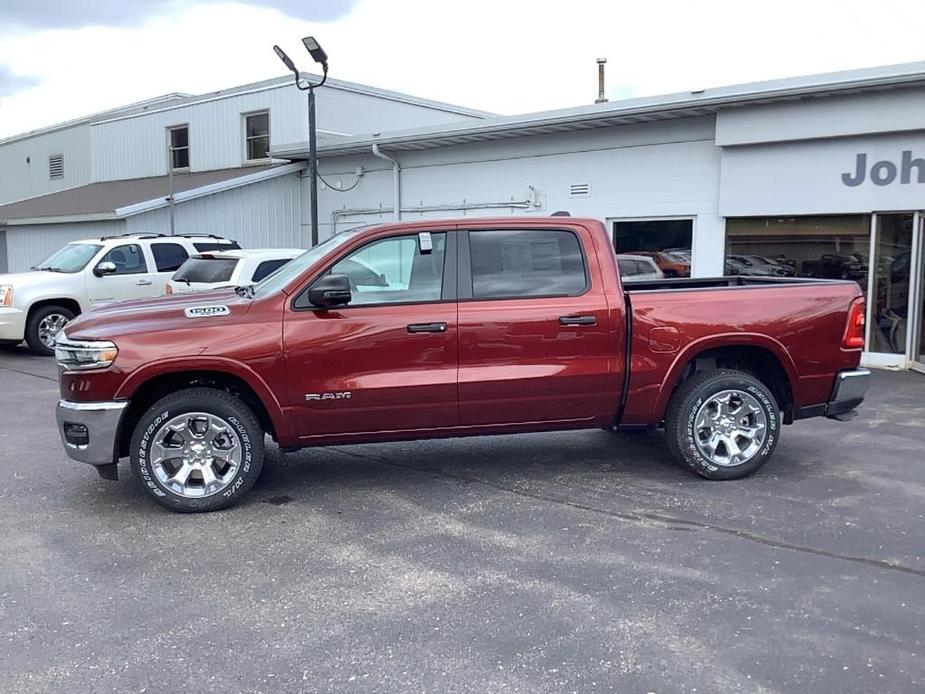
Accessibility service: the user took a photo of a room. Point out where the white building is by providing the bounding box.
[2,62,925,371]
[269,62,925,372]
[0,74,490,271]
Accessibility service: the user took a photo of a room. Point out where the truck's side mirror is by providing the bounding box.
[307,274,352,308]
[94,261,117,277]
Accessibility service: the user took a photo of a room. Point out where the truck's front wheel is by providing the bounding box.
[130,388,265,512]
[665,369,779,480]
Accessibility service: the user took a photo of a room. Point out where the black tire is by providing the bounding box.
[25,304,75,356]
[130,388,265,512]
[664,369,779,480]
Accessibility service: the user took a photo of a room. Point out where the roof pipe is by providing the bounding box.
[371,144,401,221]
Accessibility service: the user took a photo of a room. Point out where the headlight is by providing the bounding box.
[0,285,12,307]
[55,337,119,370]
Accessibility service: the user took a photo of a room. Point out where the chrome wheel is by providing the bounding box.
[150,412,242,498]
[38,313,69,349]
[693,389,767,467]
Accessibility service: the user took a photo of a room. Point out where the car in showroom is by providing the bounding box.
[0,233,239,355]
[616,254,665,281]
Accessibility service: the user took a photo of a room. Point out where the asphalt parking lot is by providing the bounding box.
[0,346,923,694]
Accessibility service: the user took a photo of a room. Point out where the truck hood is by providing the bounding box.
[64,288,255,341]
[0,270,72,289]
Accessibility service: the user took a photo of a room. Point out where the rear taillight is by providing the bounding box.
[843,296,866,349]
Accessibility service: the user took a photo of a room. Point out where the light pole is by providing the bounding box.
[274,37,328,247]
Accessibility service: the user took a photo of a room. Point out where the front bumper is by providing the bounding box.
[0,307,26,342]
[56,399,129,465]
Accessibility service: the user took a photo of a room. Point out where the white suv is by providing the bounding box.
[167,248,303,295]
[0,233,239,355]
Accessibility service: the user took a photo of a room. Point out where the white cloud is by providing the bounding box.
[1,0,924,138]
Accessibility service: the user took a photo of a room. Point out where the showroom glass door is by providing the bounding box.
[911,213,925,374]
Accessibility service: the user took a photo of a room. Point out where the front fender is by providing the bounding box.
[114,355,294,444]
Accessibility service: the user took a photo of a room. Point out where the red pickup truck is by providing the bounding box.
[54,217,870,512]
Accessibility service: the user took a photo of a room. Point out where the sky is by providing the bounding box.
[0,0,924,138]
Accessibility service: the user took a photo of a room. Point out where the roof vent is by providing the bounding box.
[569,182,591,197]
[49,154,64,180]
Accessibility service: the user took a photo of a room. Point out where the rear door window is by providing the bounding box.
[173,257,240,284]
[467,229,588,299]
[151,243,189,272]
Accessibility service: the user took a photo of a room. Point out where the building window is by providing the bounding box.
[244,111,270,161]
[725,216,870,283]
[49,154,64,180]
[168,126,189,170]
[612,219,693,278]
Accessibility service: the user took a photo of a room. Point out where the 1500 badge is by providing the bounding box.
[185,305,231,318]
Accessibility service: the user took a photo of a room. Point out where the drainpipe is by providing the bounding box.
[371,144,401,221]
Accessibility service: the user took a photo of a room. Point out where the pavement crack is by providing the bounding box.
[0,365,58,383]
[327,447,925,578]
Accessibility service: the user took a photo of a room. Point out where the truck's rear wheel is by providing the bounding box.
[665,369,779,480]
[130,388,265,512]
[26,305,75,356]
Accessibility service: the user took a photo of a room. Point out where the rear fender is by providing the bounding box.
[654,333,799,422]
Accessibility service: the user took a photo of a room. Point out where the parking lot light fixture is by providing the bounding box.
[273,45,298,76]
[301,36,328,69]
[272,37,329,248]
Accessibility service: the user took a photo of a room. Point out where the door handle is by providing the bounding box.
[559,315,597,326]
[136,279,153,286]
[407,322,448,334]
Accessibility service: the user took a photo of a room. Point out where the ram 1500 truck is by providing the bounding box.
[54,217,870,512]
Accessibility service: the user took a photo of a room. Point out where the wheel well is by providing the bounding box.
[669,346,794,418]
[27,298,82,322]
[117,370,276,458]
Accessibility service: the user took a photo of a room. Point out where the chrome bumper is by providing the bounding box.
[827,368,871,416]
[56,400,129,465]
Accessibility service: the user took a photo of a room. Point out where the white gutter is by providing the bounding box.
[371,144,401,221]
[114,162,306,218]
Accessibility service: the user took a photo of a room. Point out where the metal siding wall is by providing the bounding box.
[0,125,92,205]
[0,229,7,274]
[5,221,126,273]
[125,173,303,249]
[311,118,727,276]
[90,86,307,182]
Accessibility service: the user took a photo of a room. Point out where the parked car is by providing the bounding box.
[0,233,239,355]
[167,249,303,295]
[54,217,869,512]
[633,250,691,277]
[727,255,797,277]
[801,253,867,280]
[616,254,665,281]
[725,257,768,276]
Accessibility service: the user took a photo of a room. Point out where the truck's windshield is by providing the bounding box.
[251,227,369,298]
[33,243,102,273]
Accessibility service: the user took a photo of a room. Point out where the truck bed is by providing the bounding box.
[619,275,863,426]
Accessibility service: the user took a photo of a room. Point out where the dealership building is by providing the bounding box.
[1,62,924,370]
[272,61,925,372]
